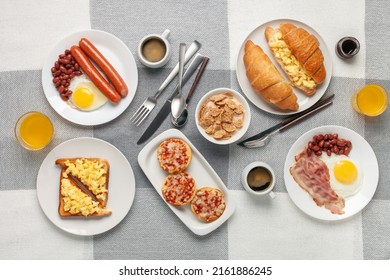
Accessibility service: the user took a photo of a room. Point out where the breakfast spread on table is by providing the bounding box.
[28,18,383,235]
[55,158,111,218]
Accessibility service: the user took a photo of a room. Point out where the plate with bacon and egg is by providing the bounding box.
[284,125,379,220]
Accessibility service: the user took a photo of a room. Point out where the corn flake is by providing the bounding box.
[198,92,245,140]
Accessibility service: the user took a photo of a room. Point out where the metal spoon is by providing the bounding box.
[171,43,186,120]
[172,56,209,127]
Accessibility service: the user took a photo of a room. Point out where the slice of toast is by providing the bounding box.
[56,158,111,218]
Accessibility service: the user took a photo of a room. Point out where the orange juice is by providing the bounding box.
[15,112,53,150]
[352,84,388,116]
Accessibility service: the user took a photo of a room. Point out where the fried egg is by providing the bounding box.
[320,154,363,198]
[68,75,108,111]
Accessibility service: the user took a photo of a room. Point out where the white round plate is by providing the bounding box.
[284,125,379,221]
[236,19,333,116]
[36,137,136,236]
[42,29,138,126]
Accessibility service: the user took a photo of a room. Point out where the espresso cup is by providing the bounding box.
[241,161,276,198]
[138,29,171,68]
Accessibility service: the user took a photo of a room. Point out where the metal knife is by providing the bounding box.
[68,173,99,202]
[237,94,335,146]
[137,53,206,145]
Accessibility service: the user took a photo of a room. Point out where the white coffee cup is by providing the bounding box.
[138,29,171,68]
[241,161,276,199]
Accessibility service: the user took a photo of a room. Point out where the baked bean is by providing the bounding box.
[306,133,353,158]
[337,140,347,147]
[51,49,82,99]
[58,85,65,93]
[323,141,330,148]
[74,71,82,76]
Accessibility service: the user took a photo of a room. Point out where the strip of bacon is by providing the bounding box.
[290,151,345,214]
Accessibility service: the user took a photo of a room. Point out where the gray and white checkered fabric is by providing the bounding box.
[1,0,389,260]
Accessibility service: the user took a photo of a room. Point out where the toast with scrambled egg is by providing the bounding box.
[56,158,111,217]
[265,24,326,96]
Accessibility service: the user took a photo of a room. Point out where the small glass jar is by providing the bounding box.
[336,37,360,59]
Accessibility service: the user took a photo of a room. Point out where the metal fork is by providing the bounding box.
[130,41,201,126]
[242,100,333,148]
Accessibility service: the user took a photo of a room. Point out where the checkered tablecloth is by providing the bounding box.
[1,0,389,260]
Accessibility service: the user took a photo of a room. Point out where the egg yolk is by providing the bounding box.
[73,87,94,109]
[333,160,358,184]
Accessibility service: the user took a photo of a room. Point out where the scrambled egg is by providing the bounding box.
[269,30,316,89]
[61,178,100,216]
[63,159,107,201]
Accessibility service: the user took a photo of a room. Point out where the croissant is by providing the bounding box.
[265,23,326,96]
[243,40,298,111]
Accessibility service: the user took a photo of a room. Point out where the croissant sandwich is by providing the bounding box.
[265,23,326,95]
[243,40,298,111]
[56,158,111,218]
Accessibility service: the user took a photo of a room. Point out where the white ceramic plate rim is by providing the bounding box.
[194,87,251,145]
[137,129,236,235]
[42,29,138,126]
[36,137,136,236]
[284,125,379,221]
[236,18,333,116]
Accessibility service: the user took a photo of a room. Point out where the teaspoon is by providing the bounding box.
[172,56,210,127]
[171,43,186,120]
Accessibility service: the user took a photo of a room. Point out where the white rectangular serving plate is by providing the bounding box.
[138,129,236,235]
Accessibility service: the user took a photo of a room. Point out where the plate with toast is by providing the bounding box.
[236,19,332,115]
[36,137,135,236]
[138,129,236,236]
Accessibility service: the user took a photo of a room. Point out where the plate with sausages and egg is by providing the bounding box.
[284,125,379,221]
[42,29,138,126]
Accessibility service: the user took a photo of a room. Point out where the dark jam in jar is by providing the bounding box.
[247,167,272,192]
[336,37,360,59]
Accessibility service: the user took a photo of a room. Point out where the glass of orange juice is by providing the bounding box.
[14,111,54,150]
[352,84,388,116]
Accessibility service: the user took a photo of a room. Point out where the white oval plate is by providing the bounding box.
[284,125,379,220]
[36,137,136,236]
[236,19,333,116]
[42,29,138,126]
[138,129,236,235]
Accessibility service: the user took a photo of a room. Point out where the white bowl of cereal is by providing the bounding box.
[195,88,251,145]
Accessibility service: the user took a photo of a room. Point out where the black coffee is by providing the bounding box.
[247,167,272,192]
